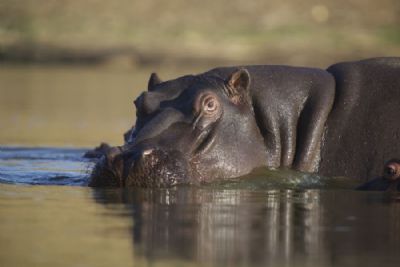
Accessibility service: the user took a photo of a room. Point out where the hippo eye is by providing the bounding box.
[202,94,220,116]
[205,99,216,111]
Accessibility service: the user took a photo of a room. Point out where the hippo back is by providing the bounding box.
[320,57,400,180]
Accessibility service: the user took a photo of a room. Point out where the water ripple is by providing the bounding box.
[0,146,93,186]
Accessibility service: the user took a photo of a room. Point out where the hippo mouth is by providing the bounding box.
[88,122,218,188]
[124,148,193,187]
[89,147,193,188]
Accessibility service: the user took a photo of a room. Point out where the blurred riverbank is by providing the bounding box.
[1,0,399,68]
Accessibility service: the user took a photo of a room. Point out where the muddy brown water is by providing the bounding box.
[1,65,400,267]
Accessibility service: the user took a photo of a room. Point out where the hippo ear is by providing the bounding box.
[148,72,162,91]
[225,69,251,104]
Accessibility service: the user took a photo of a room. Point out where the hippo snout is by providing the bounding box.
[124,148,191,187]
[89,146,192,188]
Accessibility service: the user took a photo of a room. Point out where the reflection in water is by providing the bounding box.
[1,146,400,266]
[0,184,135,267]
[94,188,400,267]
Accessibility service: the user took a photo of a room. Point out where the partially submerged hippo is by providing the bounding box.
[357,159,400,191]
[89,57,400,188]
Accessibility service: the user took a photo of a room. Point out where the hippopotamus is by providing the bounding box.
[88,57,400,188]
[357,159,400,191]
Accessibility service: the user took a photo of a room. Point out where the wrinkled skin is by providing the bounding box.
[89,145,191,187]
[90,68,276,187]
[89,57,400,188]
[89,66,334,187]
[357,159,400,191]
[319,57,400,180]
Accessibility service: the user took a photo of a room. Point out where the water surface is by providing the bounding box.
[1,147,400,267]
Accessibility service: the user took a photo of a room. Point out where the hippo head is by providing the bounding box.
[356,159,400,191]
[383,159,400,181]
[89,69,267,187]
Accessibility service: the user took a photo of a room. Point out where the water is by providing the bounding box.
[1,146,400,267]
[0,146,91,186]
[1,66,400,266]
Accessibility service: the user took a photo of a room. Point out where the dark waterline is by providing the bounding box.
[0,146,357,189]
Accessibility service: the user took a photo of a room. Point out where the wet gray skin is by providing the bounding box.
[89,58,400,188]
[89,70,269,187]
